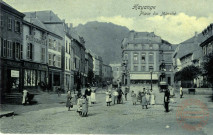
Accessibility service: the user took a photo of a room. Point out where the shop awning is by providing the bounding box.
[130,74,158,80]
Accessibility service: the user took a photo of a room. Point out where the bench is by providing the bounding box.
[188,88,196,94]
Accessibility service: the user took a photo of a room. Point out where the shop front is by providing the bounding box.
[1,59,23,94]
[23,62,48,91]
[49,67,62,92]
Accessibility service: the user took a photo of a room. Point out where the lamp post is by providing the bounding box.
[149,67,153,90]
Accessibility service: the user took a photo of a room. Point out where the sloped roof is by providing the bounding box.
[24,11,62,23]
[1,1,25,17]
[176,33,204,60]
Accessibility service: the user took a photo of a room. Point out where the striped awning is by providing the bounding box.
[130,74,158,80]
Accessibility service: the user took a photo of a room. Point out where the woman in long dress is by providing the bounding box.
[66,91,72,111]
[131,91,137,105]
[106,89,112,106]
[145,89,151,105]
[141,89,148,109]
[150,90,155,105]
[90,88,96,104]
[82,95,88,117]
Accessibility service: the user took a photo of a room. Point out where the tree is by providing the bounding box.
[174,65,202,87]
[202,52,213,100]
[203,52,213,85]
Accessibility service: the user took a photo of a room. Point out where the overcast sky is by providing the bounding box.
[4,0,213,44]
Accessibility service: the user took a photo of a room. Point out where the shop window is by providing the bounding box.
[24,69,36,86]
[8,18,12,30]
[15,20,21,33]
[27,43,33,60]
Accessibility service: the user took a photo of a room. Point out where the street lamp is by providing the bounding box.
[149,66,153,90]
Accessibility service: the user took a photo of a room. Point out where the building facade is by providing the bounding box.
[121,31,175,87]
[0,1,25,95]
[173,32,205,87]
[109,63,122,83]
[92,54,103,86]
[102,63,112,83]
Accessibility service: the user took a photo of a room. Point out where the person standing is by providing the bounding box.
[145,89,151,105]
[124,86,128,101]
[180,86,183,98]
[131,91,137,105]
[141,88,148,109]
[85,86,92,106]
[22,89,28,105]
[170,85,175,97]
[82,95,88,117]
[150,89,155,105]
[106,89,112,106]
[113,88,118,104]
[117,87,123,104]
[164,89,170,112]
[90,88,96,104]
[66,91,72,111]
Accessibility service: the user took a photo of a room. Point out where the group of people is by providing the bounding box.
[105,86,128,106]
[66,85,96,117]
[131,88,156,109]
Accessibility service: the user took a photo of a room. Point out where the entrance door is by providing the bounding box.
[8,69,20,93]
[168,77,171,85]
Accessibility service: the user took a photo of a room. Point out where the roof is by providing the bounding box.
[1,1,25,17]
[24,17,47,30]
[176,33,204,59]
[24,11,62,23]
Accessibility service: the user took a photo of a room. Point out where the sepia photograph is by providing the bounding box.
[0,0,213,134]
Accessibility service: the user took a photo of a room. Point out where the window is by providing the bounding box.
[58,42,61,52]
[133,53,138,63]
[15,43,22,59]
[7,41,12,58]
[150,44,153,49]
[66,57,68,69]
[27,43,33,59]
[124,53,128,60]
[69,43,71,54]
[57,56,61,68]
[141,53,146,62]
[53,40,56,50]
[49,53,53,66]
[3,39,7,57]
[0,14,3,27]
[66,41,68,53]
[149,53,154,63]
[49,38,53,49]
[24,69,36,86]
[15,20,21,33]
[134,65,138,71]
[8,18,12,30]
[41,48,45,62]
[141,65,146,71]
[149,66,153,71]
[69,58,71,70]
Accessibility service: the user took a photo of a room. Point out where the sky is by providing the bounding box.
[4,0,213,44]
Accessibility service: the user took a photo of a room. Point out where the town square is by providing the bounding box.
[0,0,213,134]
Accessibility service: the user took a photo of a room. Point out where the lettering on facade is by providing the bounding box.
[7,61,21,67]
[26,35,47,45]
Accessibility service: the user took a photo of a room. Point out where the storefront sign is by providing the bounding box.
[26,35,47,45]
[11,70,19,77]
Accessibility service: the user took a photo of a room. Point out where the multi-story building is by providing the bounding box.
[0,1,25,95]
[200,23,213,87]
[173,32,204,87]
[24,11,73,91]
[109,63,122,83]
[102,63,113,83]
[121,31,175,88]
[70,30,86,89]
[22,17,49,91]
[85,50,94,85]
[92,54,103,86]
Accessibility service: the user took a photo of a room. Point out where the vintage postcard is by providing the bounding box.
[0,0,213,134]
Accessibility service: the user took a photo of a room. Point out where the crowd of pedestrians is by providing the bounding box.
[62,83,183,117]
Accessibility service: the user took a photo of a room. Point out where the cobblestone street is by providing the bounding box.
[1,87,213,134]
